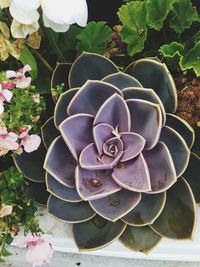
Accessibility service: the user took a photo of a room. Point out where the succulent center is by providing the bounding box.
[103,137,123,158]
[108,144,118,156]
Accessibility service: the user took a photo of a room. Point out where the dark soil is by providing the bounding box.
[175,74,200,126]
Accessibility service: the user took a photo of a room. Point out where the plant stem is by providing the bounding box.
[44,28,66,62]
[32,49,53,73]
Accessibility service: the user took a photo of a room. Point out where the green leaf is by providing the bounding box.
[159,42,184,58]
[59,25,82,52]
[1,247,12,257]
[44,28,65,62]
[146,0,175,30]
[119,225,161,253]
[118,1,147,56]
[170,0,199,34]
[180,41,200,76]
[33,61,51,94]
[19,46,38,80]
[76,21,112,55]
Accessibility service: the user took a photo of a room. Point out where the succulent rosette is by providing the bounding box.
[15,53,200,252]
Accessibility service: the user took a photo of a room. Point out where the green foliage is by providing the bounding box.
[19,46,38,80]
[146,0,175,31]
[180,41,200,76]
[170,0,199,34]
[0,167,41,261]
[118,0,200,76]
[59,25,82,53]
[76,22,113,55]
[2,83,46,131]
[118,1,147,56]
[159,42,184,58]
[160,40,200,76]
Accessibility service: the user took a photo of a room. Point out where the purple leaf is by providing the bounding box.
[89,189,141,222]
[160,126,190,177]
[75,166,121,201]
[93,123,114,154]
[68,81,122,116]
[143,142,177,193]
[44,136,77,188]
[127,99,162,150]
[69,52,119,88]
[120,132,146,162]
[94,94,131,132]
[54,88,79,128]
[59,114,94,160]
[103,137,123,157]
[102,72,142,90]
[123,87,166,125]
[112,154,151,192]
[79,143,123,170]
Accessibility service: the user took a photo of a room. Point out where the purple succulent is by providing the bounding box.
[15,53,199,253]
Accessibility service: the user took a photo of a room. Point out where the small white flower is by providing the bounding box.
[32,93,40,104]
[1,0,88,37]
[0,0,12,8]
[41,0,88,32]
[9,0,40,25]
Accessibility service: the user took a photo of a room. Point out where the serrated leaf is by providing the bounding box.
[170,0,199,34]
[146,0,175,30]
[118,1,147,56]
[19,46,38,80]
[180,41,200,76]
[76,21,112,55]
[159,42,184,58]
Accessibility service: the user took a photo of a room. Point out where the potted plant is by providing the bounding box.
[0,0,199,265]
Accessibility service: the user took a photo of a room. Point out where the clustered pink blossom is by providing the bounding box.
[0,65,32,114]
[19,126,41,153]
[0,126,18,156]
[0,125,41,156]
[0,65,41,156]
[16,234,54,267]
[6,65,32,89]
[0,84,13,114]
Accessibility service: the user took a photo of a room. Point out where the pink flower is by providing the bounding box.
[19,125,41,153]
[0,84,13,114]
[0,126,18,156]
[16,234,54,267]
[6,65,32,89]
[1,81,16,90]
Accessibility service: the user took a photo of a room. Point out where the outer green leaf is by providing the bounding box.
[76,21,112,55]
[159,42,184,58]
[151,178,196,239]
[73,215,126,251]
[180,41,200,76]
[119,225,161,253]
[192,125,200,157]
[183,153,200,204]
[19,46,38,80]
[146,0,175,30]
[170,0,199,34]
[118,1,147,56]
